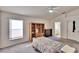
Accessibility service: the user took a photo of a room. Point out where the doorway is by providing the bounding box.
[54,22,61,37]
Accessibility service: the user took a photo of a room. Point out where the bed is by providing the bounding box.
[32,37,65,53]
[32,37,75,53]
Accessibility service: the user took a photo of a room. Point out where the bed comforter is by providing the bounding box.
[32,37,65,53]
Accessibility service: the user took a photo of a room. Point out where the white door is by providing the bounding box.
[54,22,61,37]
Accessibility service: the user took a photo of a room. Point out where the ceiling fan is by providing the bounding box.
[48,6,60,13]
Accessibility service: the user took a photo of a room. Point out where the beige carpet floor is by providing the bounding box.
[0,39,79,53]
[0,43,38,53]
[59,38,79,53]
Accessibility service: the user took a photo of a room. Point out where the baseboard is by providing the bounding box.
[60,37,68,40]
[61,37,79,43]
[0,41,29,49]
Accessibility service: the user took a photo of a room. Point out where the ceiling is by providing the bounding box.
[0,6,79,19]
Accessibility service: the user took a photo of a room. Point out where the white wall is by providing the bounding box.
[0,11,50,48]
[67,9,79,42]
[0,11,1,47]
[50,14,67,38]
[50,8,79,42]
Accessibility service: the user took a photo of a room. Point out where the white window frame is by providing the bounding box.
[9,19,23,40]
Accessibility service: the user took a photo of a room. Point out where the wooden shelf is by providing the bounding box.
[29,23,44,42]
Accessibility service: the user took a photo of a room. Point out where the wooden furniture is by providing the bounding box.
[29,23,44,42]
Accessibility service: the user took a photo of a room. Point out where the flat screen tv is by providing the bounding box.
[44,29,52,37]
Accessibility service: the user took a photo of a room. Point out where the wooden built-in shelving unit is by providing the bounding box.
[29,23,44,42]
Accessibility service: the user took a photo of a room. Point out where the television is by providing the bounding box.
[44,29,52,37]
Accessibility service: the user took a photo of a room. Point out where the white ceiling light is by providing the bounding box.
[48,6,54,13]
[48,6,59,13]
[49,9,53,13]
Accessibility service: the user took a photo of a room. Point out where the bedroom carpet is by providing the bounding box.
[59,38,79,53]
[0,39,79,53]
[0,43,38,53]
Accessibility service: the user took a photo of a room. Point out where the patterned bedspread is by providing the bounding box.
[32,37,65,53]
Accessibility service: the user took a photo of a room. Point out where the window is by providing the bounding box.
[9,19,23,40]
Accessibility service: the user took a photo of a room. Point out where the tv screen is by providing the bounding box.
[44,29,52,37]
